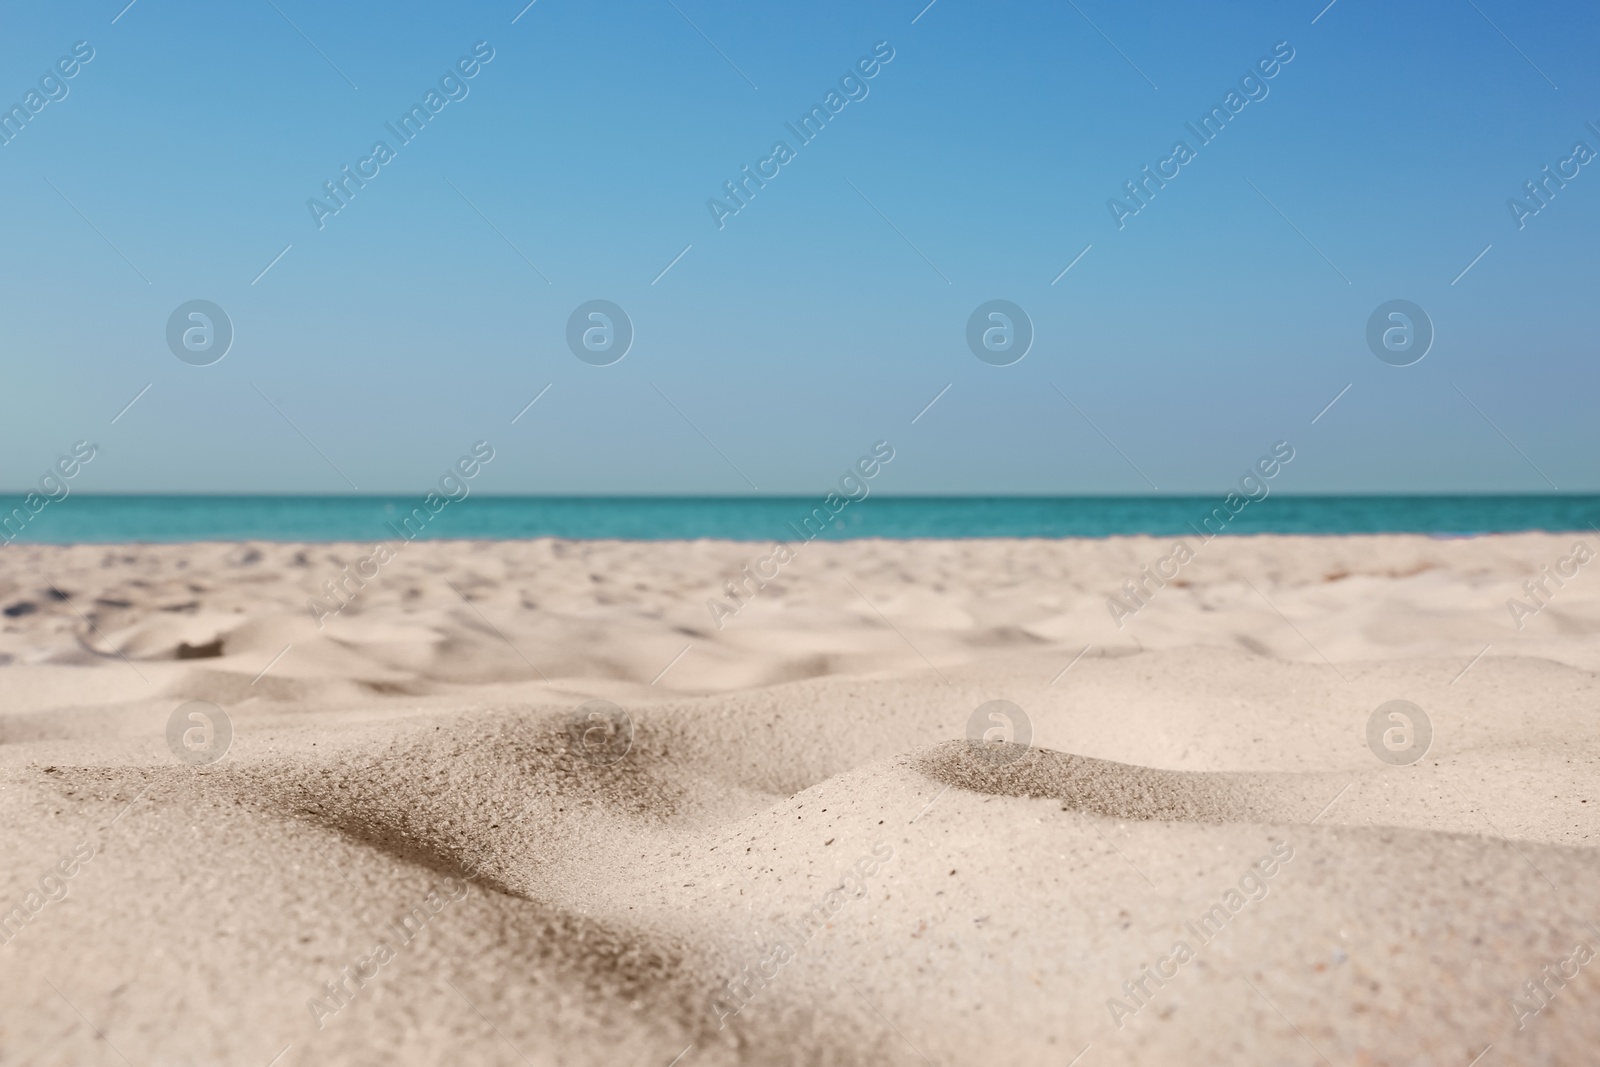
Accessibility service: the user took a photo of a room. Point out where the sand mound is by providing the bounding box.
[3,534,1599,1065]
[918,740,1341,823]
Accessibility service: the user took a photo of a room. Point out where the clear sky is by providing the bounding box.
[1,0,1596,496]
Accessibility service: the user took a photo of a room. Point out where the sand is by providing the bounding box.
[1,532,1597,1066]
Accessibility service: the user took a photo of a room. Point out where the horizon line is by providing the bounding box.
[6,491,1599,500]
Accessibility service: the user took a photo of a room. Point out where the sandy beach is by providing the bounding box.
[2,533,1597,1066]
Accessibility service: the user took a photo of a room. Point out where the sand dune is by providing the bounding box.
[2,534,1598,1065]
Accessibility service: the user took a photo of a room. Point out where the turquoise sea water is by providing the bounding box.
[3,496,1597,544]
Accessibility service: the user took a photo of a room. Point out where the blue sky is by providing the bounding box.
[1,0,1596,495]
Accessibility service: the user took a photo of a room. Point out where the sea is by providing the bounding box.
[5,495,1597,544]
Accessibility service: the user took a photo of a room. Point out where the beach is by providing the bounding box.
[2,532,1597,1066]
